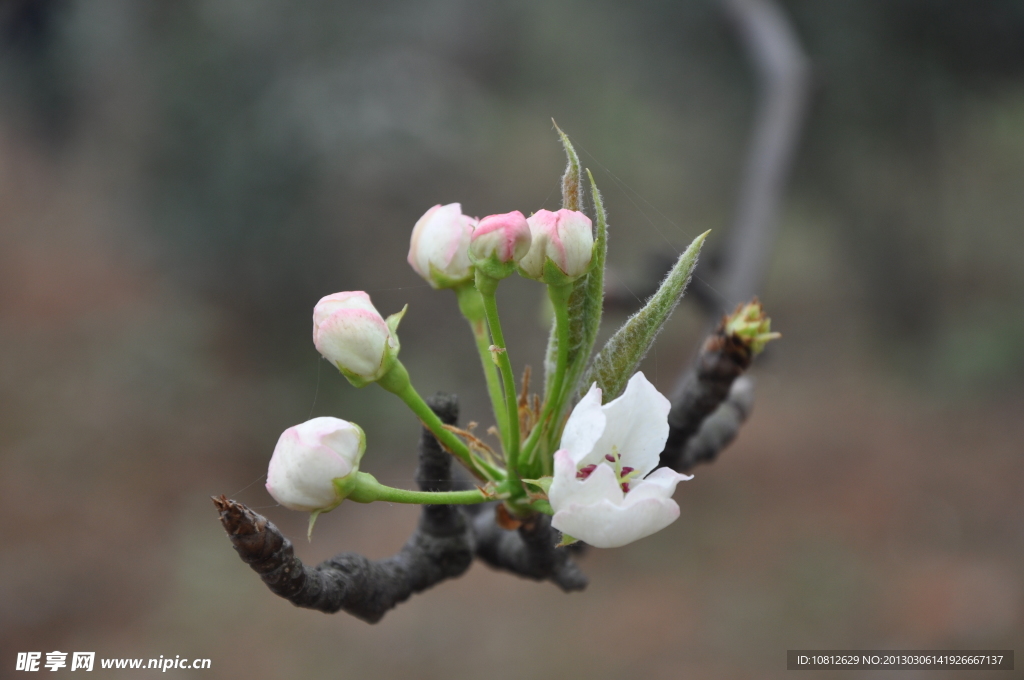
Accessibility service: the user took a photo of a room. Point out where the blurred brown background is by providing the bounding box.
[1,0,1022,678]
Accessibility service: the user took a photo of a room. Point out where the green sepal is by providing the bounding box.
[427,262,474,290]
[583,229,709,403]
[556,532,579,548]
[521,476,553,494]
[472,255,516,281]
[337,363,373,388]
[332,471,360,500]
[307,470,361,539]
[542,257,577,287]
[530,499,553,516]
[338,350,397,389]
[337,306,405,388]
[343,471,382,504]
[307,510,322,542]
[385,304,407,336]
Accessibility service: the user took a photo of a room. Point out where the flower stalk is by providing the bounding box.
[522,282,573,476]
[377,360,504,481]
[345,472,488,505]
[474,270,524,499]
[455,282,509,450]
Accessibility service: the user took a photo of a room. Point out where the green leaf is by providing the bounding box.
[557,169,607,407]
[553,119,582,212]
[543,123,586,393]
[583,230,710,403]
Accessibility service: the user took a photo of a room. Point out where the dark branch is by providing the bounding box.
[214,393,473,623]
[216,392,587,623]
[659,319,755,471]
[472,510,588,592]
[668,376,754,472]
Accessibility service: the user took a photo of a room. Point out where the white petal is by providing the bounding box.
[557,458,622,508]
[312,292,376,328]
[558,382,606,466]
[314,310,389,378]
[549,450,623,511]
[547,450,578,511]
[624,467,692,504]
[300,418,365,467]
[593,372,670,477]
[551,497,681,549]
[267,434,347,511]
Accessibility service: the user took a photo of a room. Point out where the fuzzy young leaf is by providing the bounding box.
[583,230,709,403]
[544,123,587,392]
[554,120,582,212]
[557,169,607,408]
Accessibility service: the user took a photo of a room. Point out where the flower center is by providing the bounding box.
[575,447,641,492]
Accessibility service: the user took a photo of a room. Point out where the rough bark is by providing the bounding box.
[216,393,586,623]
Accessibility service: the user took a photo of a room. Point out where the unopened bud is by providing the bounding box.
[519,209,594,284]
[265,417,366,513]
[724,299,780,355]
[407,203,476,289]
[312,291,406,386]
[469,210,531,280]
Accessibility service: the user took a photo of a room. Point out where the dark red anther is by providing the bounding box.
[605,454,616,463]
[621,482,631,492]
[576,464,597,480]
[621,466,634,475]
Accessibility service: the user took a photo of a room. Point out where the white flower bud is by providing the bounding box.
[519,209,594,283]
[407,203,476,289]
[312,291,405,386]
[265,417,366,512]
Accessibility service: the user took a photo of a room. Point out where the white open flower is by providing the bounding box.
[548,372,693,548]
[266,417,366,512]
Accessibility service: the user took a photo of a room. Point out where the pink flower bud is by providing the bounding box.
[312,291,405,386]
[468,210,531,279]
[407,203,476,289]
[266,417,366,512]
[519,209,594,283]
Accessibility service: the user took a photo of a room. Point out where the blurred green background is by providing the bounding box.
[1,1,1022,678]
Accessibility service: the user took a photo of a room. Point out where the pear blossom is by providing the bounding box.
[548,372,693,548]
[519,209,594,283]
[468,210,531,279]
[313,291,405,386]
[407,203,477,289]
[266,417,366,512]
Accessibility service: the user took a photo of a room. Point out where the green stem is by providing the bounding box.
[346,472,488,505]
[522,283,572,475]
[378,360,504,481]
[475,271,523,498]
[455,283,509,451]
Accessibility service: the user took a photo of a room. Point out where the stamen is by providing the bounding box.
[576,464,597,480]
[621,482,630,492]
[621,466,634,475]
[605,454,616,463]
